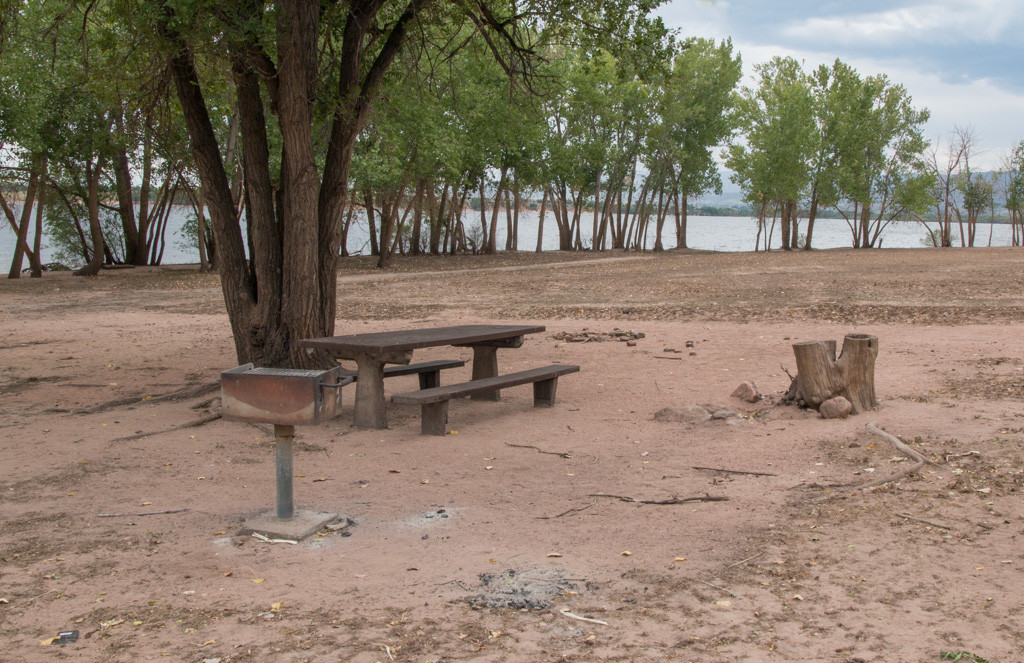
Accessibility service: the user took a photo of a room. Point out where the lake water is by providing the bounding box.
[1,204,1015,270]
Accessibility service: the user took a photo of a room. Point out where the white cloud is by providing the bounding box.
[782,1,1018,47]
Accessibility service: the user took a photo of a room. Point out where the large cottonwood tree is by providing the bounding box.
[147,0,660,366]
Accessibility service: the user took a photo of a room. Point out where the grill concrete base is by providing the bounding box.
[242,509,339,541]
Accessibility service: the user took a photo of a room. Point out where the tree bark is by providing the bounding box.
[7,158,41,279]
[74,157,107,277]
[791,334,878,414]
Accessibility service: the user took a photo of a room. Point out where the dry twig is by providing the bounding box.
[726,550,766,569]
[692,466,777,477]
[505,441,571,458]
[97,508,189,518]
[588,493,728,505]
[559,608,608,626]
[894,512,951,530]
[535,504,593,520]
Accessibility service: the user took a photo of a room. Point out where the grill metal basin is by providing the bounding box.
[221,364,351,425]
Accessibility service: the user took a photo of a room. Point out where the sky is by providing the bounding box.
[657,0,1024,171]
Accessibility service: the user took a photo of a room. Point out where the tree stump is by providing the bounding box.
[790,333,878,414]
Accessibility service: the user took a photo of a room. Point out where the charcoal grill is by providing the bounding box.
[220,364,353,538]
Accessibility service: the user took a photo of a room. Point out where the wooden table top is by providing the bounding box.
[299,324,546,356]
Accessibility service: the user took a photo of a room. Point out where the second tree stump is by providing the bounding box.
[790,333,879,414]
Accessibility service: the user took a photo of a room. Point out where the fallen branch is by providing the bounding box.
[588,493,729,505]
[654,356,683,361]
[559,608,608,626]
[692,466,777,478]
[856,422,936,490]
[894,512,951,530]
[97,508,189,518]
[111,412,221,442]
[505,441,571,458]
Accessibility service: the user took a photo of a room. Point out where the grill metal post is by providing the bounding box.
[274,424,295,520]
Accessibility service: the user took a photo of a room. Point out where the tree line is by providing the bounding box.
[2,1,1023,364]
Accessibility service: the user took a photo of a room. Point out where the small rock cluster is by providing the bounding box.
[552,328,645,343]
[654,403,744,425]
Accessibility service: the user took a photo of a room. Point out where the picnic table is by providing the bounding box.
[300,324,545,429]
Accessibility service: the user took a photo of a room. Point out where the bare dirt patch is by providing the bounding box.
[2,247,1023,662]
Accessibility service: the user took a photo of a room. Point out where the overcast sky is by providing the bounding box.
[658,0,1024,170]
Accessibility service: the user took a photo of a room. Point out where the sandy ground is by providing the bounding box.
[2,247,1024,663]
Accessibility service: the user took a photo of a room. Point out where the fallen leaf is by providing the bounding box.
[250,578,265,583]
[40,637,58,646]
[485,466,494,470]
[621,551,632,556]
[312,477,326,482]
[200,639,215,647]
[420,479,430,484]
[133,621,143,626]
[674,557,687,562]
[100,618,124,629]
[223,572,233,577]
[388,470,401,473]
[271,602,283,612]
[792,594,804,601]
[293,474,305,478]
[546,552,562,558]
[715,600,732,606]
[141,501,152,506]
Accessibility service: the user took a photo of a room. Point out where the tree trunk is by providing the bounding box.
[7,159,41,279]
[805,191,818,250]
[535,189,548,253]
[674,192,688,249]
[791,333,879,414]
[780,199,792,251]
[29,166,46,277]
[74,158,107,277]
[113,117,140,265]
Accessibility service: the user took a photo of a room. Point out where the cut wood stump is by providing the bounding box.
[788,333,878,414]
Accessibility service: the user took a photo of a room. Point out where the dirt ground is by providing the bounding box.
[2,247,1023,663]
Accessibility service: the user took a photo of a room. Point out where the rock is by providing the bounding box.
[685,340,695,348]
[654,405,711,424]
[626,340,637,347]
[819,396,853,419]
[711,409,738,420]
[731,381,761,403]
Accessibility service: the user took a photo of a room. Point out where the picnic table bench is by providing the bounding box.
[392,364,580,435]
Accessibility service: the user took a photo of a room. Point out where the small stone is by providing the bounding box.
[685,340,695,348]
[819,396,853,419]
[731,381,761,403]
[626,340,637,347]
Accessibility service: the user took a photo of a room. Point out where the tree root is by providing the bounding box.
[63,382,220,415]
[111,412,221,442]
